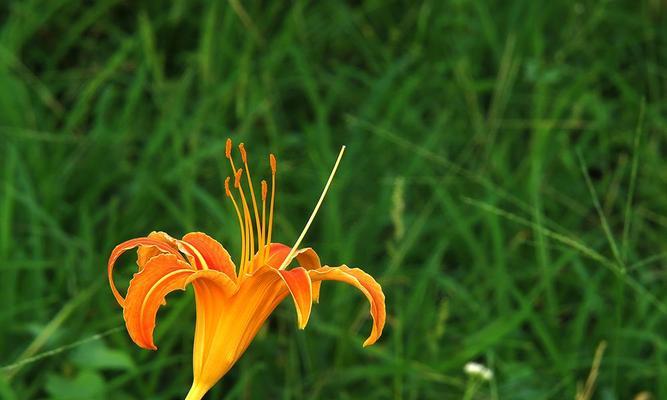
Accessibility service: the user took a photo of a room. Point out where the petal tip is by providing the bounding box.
[297,316,309,330]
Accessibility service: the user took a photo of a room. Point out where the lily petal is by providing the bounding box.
[181,232,237,281]
[189,266,303,397]
[123,254,193,350]
[190,271,237,381]
[261,243,291,269]
[251,244,323,302]
[108,236,185,307]
[294,248,322,302]
[308,265,386,347]
[123,254,237,350]
[137,231,179,270]
[272,267,313,329]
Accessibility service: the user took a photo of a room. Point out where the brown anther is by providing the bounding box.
[225,138,232,158]
[234,168,243,188]
[224,177,232,197]
[239,143,247,162]
[261,180,268,200]
[269,154,276,174]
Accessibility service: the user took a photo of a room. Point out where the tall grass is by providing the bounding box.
[1,1,666,399]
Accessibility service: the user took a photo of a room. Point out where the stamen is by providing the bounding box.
[278,146,346,270]
[225,138,232,159]
[226,138,238,179]
[270,154,276,174]
[238,143,247,162]
[234,168,242,188]
[266,154,277,261]
[225,177,244,275]
[233,169,248,273]
[235,168,254,275]
[239,143,264,266]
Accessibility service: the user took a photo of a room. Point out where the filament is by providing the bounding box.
[260,180,268,265]
[239,143,264,269]
[235,168,254,275]
[225,177,244,274]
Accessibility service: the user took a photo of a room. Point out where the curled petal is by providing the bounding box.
[181,232,237,281]
[273,268,313,329]
[243,266,313,328]
[309,266,386,347]
[123,254,237,350]
[108,236,185,307]
[295,248,322,302]
[123,254,193,349]
[137,231,179,269]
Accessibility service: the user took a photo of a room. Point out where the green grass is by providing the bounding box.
[1,0,667,399]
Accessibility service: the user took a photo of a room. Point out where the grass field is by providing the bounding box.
[1,1,667,399]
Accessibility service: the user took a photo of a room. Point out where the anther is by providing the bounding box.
[270,154,276,174]
[261,180,268,201]
[234,169,243,188]
[225,138,232,159]
[224,177,232,197]
[239,143,247,163]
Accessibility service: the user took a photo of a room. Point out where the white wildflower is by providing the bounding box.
[464,362,493,381]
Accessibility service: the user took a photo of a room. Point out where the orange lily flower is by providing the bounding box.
[107,140,386,400]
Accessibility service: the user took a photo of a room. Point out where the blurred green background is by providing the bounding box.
[1,0,666,399]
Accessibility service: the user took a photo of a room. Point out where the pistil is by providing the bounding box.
[266,154,277,260]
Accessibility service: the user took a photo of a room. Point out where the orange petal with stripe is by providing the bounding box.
[260,243,291,269]
[188,266,311,397]
[308,265,386,347]
[294,248,322,302]
[181,232,237,281]
[272,267,313,328]
[251,244,322,302]
[108,236,185,307]
[123,254,237,350]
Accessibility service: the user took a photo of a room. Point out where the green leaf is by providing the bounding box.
[70,341,135,371]
[45,370,106,400]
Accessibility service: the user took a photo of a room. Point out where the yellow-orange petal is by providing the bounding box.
[123,257,237,352]
[123,254,194,350]
[181,232,237,281]
[273,267,313,329]
[261,243,291,269]
[108,236,185,307]
[188,266,291,397]
[189,269,239,380]
[294,248,322,302]
[308,265,386,347]
[250,244,322,301]
[252,243,312,269]
[244,266,313,328]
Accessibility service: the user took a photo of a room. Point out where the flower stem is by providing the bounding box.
[184,381,209,400]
